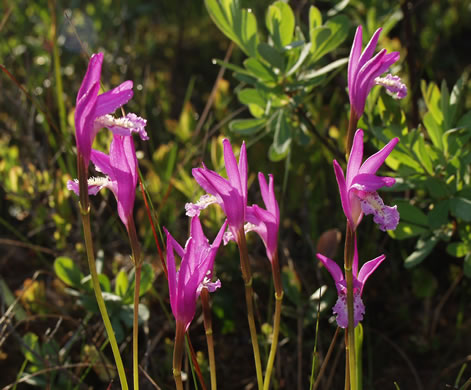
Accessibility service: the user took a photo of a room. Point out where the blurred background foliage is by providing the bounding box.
[0,0,470,389]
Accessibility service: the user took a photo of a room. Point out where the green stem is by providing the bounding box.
[133,264,142,390]
[344,226,356,390]
[173,321,186,390]
[237,229,263,390]
[263,250,283,390]
[78,156,128,390]
[127,216,142,390]
[201,288,217,390]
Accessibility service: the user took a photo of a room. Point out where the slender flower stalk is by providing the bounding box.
[128,215,142,390]
[200,288,217,390]
[237,229,264,390]
[173,321,186,390]
[69,134,145,389]
[225,172,282,390]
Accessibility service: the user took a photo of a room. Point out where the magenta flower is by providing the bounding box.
[75,52,148,165]
[186,139,247,238]
[333,129,399,231]
[316,240,386,328]
[348,26,407,121]
[165,217,227,331]
[224,173,279,263]
[68,134,138,229]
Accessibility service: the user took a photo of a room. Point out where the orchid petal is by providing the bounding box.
[348,26,363,94]
[316,253,344,291]
[77,53,103,103]
[333,160,353,228]
[359,137,399,174]
[110,135,137,227]
[351,173,396,192]
[94,80,134,117]
[357,254,386,294]
[346,129,364,185]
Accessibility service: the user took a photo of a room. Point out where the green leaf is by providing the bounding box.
[427,200,449,229]
[54,256,84,288]
[394,200,428,226]
[272,110,291,155]
[123,263,154,304]
[404,236,439,268]
[412,133,434,175]
[237,88,266,107]
[98,274,111,293]
[266,1,295,49]
[205,0,258,57]
[450,197,471,222]
[441,79,451,131]
[446,241,470,258]
[115,270,129,297]
[286,42,312,77]
[424,177,450,199]
[257,42,285,70]
[309,5,322,29]
[421,80,443,124]
[21,332,41,365]
[229,118,266,135]
[298,57,348,81]
[243,57,277,82]
[388,222,428,240]
[423,111,443,150]
[310,15,350,62]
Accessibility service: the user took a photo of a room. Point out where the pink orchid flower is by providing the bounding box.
[333,129,400,231]
[68,134,138,229]
[186,139,247,238]
[348,26,407,121]
[165,217,227,331]
[224,173,280,263]
[316,239,386,328]
[75,52,148,165]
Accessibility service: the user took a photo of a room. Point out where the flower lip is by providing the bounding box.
[316,241,386,328]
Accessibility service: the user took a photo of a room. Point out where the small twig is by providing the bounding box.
[297,108,346,163]
[139,365,163,390]
[370,328,424,390]
[313,327,341,390]
[430,270,463,338]
[0,238,56,255]
[3,362,115,390]
[325,340,344,389]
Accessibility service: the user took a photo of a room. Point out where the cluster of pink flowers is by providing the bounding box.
[317,26,406,328]
[68,52,148,231]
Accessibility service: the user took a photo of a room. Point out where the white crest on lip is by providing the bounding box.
[95,113,149,140]
[185,194,218,217]
[375,74,407,99]
[358,192,399,231]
